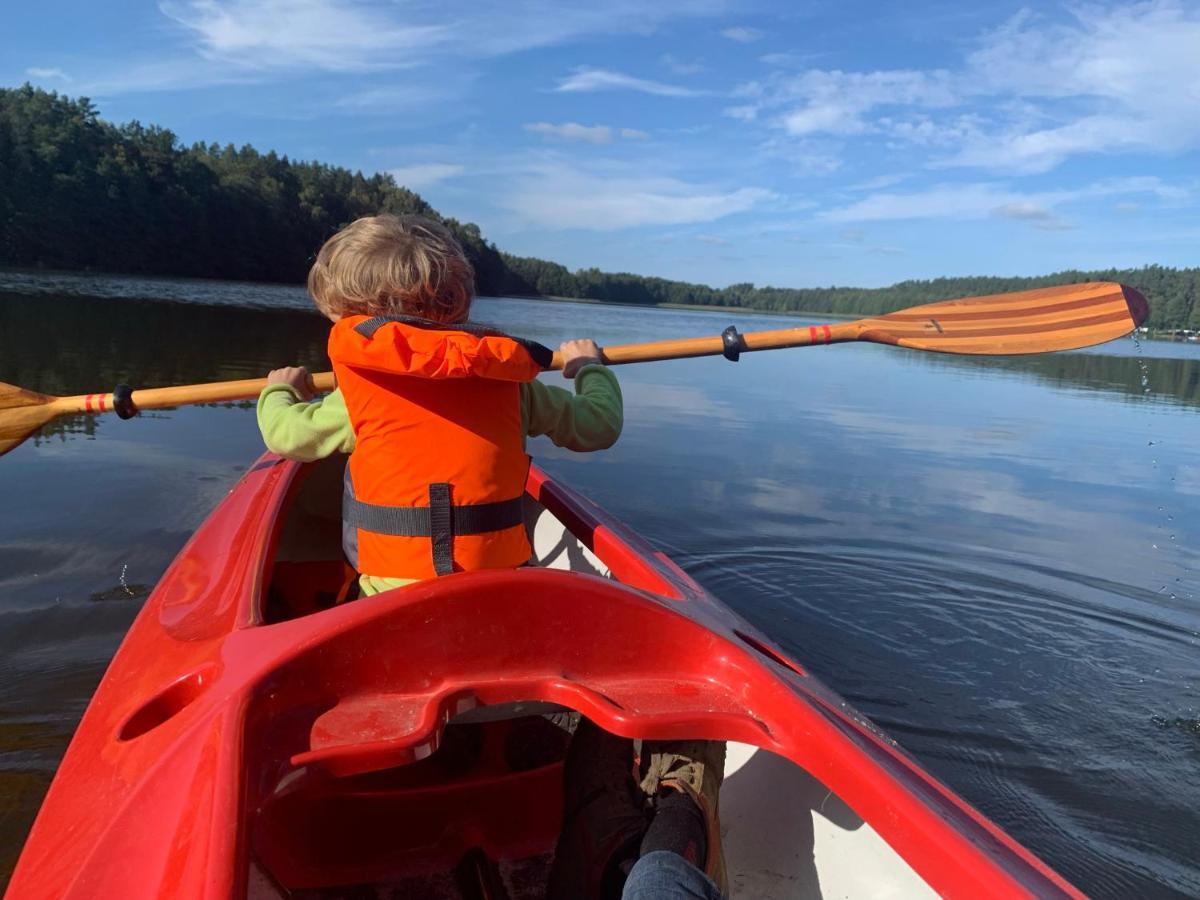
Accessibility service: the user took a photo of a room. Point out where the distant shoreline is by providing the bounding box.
[1,266,1193,340]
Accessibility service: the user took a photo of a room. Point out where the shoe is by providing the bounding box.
[547,719,650,900]
[640,740,727,895]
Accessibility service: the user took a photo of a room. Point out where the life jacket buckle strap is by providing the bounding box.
[428,483,454,576]
[342,491,526,576]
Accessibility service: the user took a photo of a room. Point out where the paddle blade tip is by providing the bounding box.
[0,381,57,458]
[1120,284,1150,329]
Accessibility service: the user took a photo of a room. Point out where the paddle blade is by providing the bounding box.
[854,282,1149,355]
[0,382,58,457]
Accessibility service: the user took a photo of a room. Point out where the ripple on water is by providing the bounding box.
[675,537,1200,899]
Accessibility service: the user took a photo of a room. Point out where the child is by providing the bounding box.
[258,214,622,596]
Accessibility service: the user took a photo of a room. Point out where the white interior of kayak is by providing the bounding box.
[253,456,935,899]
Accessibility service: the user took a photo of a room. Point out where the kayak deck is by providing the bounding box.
[7,454,1081,899]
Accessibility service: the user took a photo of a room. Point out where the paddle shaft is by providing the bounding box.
[557,321,848,368]
[51,372,340,418]
[50,323,847,415]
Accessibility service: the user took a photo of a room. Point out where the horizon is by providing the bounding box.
[5,1,1199,290]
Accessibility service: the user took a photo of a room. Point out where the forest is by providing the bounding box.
[2,85,1197,330]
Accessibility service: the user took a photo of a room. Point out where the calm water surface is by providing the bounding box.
[0,273,1197,896]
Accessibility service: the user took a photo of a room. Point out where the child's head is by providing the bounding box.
[307,214,474,323]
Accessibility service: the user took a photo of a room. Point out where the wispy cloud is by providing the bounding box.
[555,67,704,97]
[991,202,1073,231]
[337,86,456,111]
[661,54,703,75]
[732,68,956,136]
[525,122,614,143]
[720,26,763,43]
[741,2,1200,173]
[523,122,651,143]
[159,0,446,72]
[84,0,729,93]
[25,67,71,81]
[389,163,464,190]
[500,162,773,229]
[848,173,910,191]
[822,177,1185,225]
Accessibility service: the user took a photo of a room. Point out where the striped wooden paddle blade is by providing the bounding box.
[854,282,1149,355]
[0,382,58,457]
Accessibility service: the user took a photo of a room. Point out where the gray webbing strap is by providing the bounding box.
[342,495,525,537]
[343,490,525,576]
[428,483,453,576]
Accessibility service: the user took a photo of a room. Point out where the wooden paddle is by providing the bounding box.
[0,281,1148,458]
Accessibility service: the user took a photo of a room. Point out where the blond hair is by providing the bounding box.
[307,214,474,323]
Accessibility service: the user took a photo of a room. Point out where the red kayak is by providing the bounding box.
[8,454,1082,898]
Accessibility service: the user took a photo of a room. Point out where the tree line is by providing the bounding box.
[2,85,1197,330]
[503,255,1200,330]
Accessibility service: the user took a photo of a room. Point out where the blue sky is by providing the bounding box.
[5,1,1199,288]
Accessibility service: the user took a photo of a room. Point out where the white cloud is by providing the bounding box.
[738,3,1200,173]
[739,68,957,136]
[500,163,773,230]
[81,57,261,94]
[991,202,1072,231]
[86,0,728,92]
[849,174,910,191]
[159,0,446,71]
[661,54,703,75]
[940,115,1159,174]
[696,234,731,245]
[555,67,704,97]
[153,0,730,75]
[525,122,613,143]
[25,67,71,81]
[388,163,464,189]
[523,123,650,143]
[723,104,758,122]
[720,26,763,43]
[822,177,1183,224]
[338,86,454,110]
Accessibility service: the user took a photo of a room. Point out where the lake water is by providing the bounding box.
[0,273,1197,896]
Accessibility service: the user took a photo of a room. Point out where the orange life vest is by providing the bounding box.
[328,315,552,580]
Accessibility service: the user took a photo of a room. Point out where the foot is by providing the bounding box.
[641,740,727,895]
[547,719,650,900]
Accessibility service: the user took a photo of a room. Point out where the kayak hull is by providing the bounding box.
[7,455,1082,899]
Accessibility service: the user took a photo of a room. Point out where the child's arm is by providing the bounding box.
[522,341,623,451]
[257,367,355,462]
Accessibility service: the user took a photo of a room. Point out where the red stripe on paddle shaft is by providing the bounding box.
[84,394,94,413]
[97,395,108,412]
[880,295,1125,323]
[883,309,1134,340]
[822,325,832,343]
[808,326,818,344]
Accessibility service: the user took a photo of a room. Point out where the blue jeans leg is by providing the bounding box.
[622,850,724,900]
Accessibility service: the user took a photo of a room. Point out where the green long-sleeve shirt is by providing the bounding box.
[256,364,623,594]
